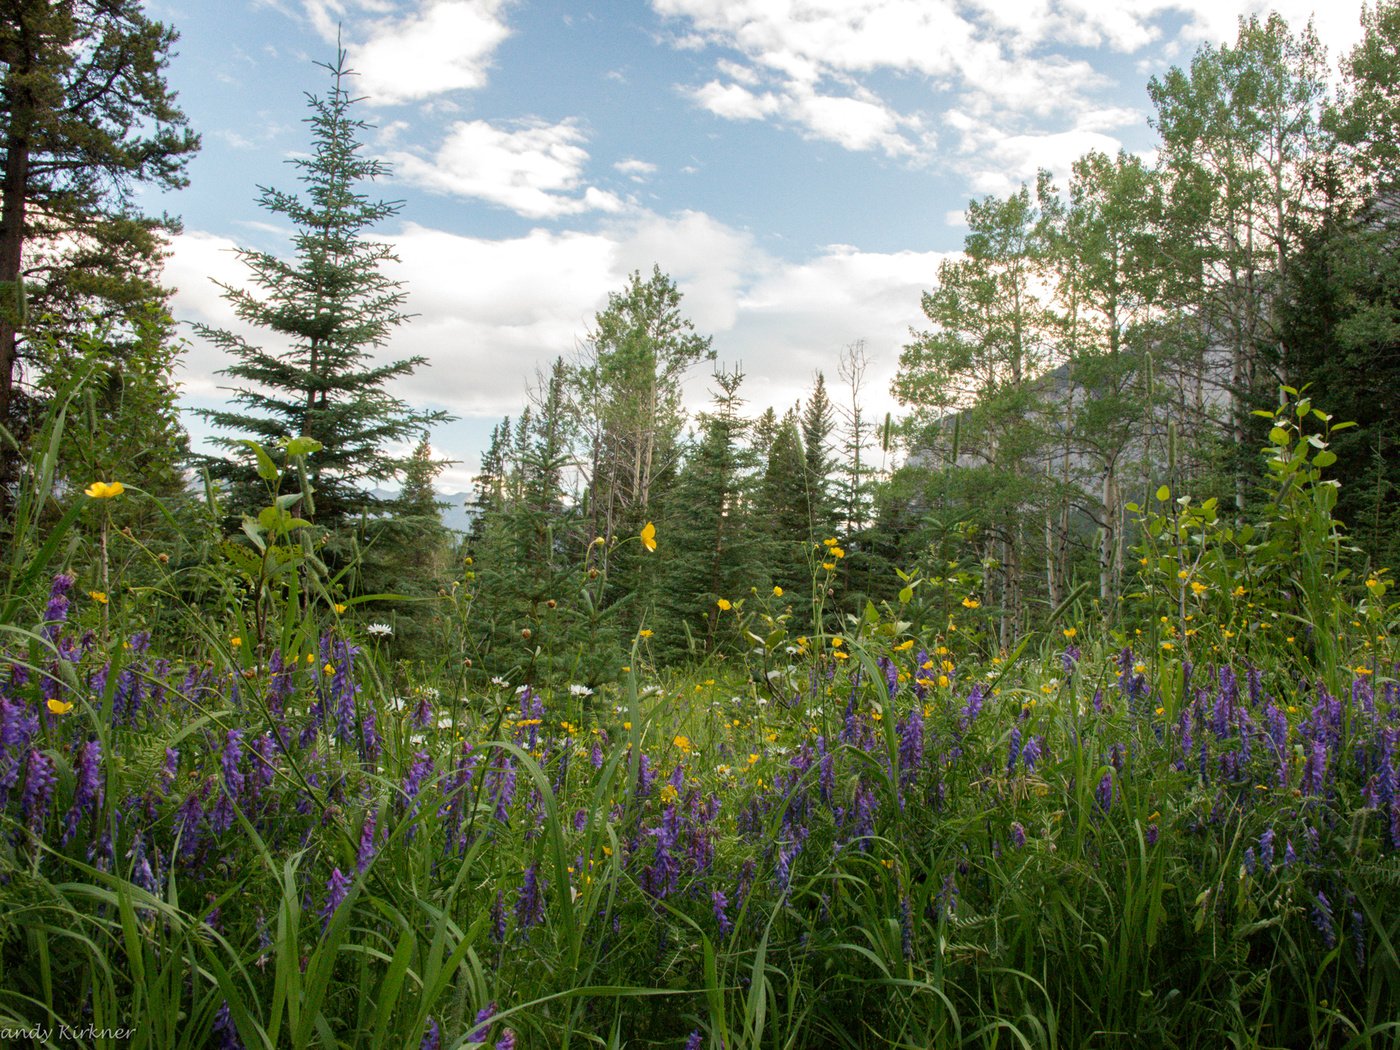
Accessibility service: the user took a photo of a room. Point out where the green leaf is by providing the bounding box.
[1268,427,1290,447]
[1155,485,1170,501]
[239,439,279,481]
[898,586,913,604]
[1313,450,1337,468]
[284,435,323,457]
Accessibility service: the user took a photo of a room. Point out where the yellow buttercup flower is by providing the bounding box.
[772,585,783,597]
[893,639,914,651]
[230,636,243,648]
[673,735,692,752]
[84,481,125,499]
[639,628,653,638]
[716,598,732,611]
[640,522,657,552]
[333,603,347,614]
[821,561,836,571]
[962,596,980,609]
[1190,581,1208,596]
[47,698,74,715]
[1063,626,1077,639]
[88,590,108,605]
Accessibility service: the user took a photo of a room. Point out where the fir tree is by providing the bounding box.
[195,51,449,529]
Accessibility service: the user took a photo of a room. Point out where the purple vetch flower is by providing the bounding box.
[1021,736,1042,773]
[403,751,433,801]
[321,868,352,928]
[420,1019,440,1050]
[495,1031,516,1050]
[490,891,506,943]
[516,864,545,929]
[469,1003,498,1044]
[712,888,732,936]
[878,657,898,698]
[357,809,379,873]
[636,751,655,798]
[1284,839,1297,867]
[1311,891,1336,949]
[1061,645,1081,676]
[898,704,924,788]
[160,747,180,796]
[1259,828,1275,871]
[590,742,604,769]
[1145,823,1158,847]
[488,753,516,822]
[1006,727,1022,776]
[1010,822,1027,848]
[959,685,985,732]
[684,1032,703,1050]
[21,749,57,833]
[42,572,76,640]
[61,738,104,845]
[1243,847,1257,875]
[213,1001,244,1050]
[1303,737,1327,796]
[900,894,914,960]
[1095,771,1114,814]
[222,729,246,799]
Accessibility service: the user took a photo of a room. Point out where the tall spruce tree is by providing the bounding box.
[196,51,448,529]
[0,0,199,508]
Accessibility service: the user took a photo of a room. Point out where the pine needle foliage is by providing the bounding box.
[195,51,449,529]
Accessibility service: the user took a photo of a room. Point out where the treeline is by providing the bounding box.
[462,9,1400,677]
[1,5,1396,681]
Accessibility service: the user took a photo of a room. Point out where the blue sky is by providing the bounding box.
[146,0,1366,490]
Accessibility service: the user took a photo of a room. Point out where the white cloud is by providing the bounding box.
[614,158,659,181]
[655,0,1366,188]
[168,210,950,475]
[387,118,625,218]
[354,1,511,103]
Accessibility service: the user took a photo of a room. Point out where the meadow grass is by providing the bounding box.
[0,416,1397,1048]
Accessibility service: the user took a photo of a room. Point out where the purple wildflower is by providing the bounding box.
[516,864,545,929]
[321,868,352,928]
[1311,891,1336,950]
[1259,828,1275,871]
[712,888,732,936]
[1010,822,1026,848]
[357,809,379,873]
[959,685,985,731]
[213,1001,244,1050]
[1006,726,1022,776]
[61,738,104,844]
[21,749,57,833]
[470,1002,498,1043]
[420,1019,440,1050]
[1095,771,1114,814]
[684,1033,703,1050]
[495,1031,516,1050]
[898,704,924,787]
[42,572,76,640]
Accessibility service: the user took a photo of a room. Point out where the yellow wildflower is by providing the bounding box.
[47,698,74,715]
[84,481,125,499]
[673,735,692,751]
[658,784,679,804]
[333,603,347,614]
[821,561,836,571]
[1063,626,1077,639]
[962,596,980,609]
[893,639,914,651]
[640,522,657,552]
[639,629,653,638]
[88,591,108,605]
[230,636,242,648]
[1190,581,1208,596]
[772,585,783,597]
[717,598,732,611]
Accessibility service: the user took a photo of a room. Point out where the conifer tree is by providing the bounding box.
[196,51,448,529]
[800,371,839,545]
[0,0,199,506]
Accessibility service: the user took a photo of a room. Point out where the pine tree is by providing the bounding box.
[800,371,839,545]
[0,0,199,507]
[196,51,449,530]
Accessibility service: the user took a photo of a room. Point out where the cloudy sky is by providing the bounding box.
[145,0,1367,490]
